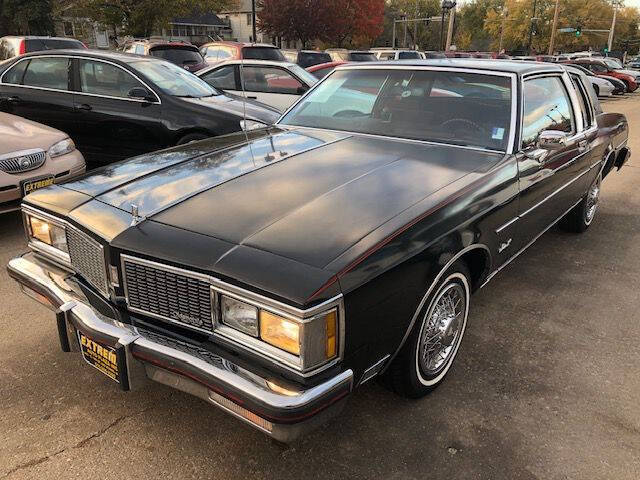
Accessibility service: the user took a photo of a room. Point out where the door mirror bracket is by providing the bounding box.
[128,87,155,103]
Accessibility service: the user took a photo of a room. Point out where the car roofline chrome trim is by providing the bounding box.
[0,54,162,104]
[380,243,491,374]
[275,65,518,154]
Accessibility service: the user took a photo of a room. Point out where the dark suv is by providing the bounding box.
[0,36,86,60]
[123,40,207,73]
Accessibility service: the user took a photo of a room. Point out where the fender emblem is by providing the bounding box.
[498,238,512,253]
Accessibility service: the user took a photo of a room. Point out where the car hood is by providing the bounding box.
[180,94,280,125]
[614,69,640,78]
[29,128,503,304]
[0,112,65,155]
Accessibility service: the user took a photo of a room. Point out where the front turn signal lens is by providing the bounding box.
[325,310,337,359]
[260,311,300,355]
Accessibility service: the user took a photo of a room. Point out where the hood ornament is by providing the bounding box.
[130,204,145,226]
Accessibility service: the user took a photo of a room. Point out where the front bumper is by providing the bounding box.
[7,252,353,442]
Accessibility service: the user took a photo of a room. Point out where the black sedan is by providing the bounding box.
[7,60,629,442]
[0,50,280,164]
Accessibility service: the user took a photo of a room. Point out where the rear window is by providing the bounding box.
[25,38,84,52]
[398,51,421,60]
[242,47,285,61]
[150,46,204,66]
[349,52,376,62]
[298,51,331,68]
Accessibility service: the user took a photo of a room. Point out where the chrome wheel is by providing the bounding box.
[584,174,601,226]
[418,281,467,378]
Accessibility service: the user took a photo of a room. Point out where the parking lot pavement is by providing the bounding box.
[1,96,639,480]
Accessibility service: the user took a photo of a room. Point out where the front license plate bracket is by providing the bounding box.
[77,331,129,390]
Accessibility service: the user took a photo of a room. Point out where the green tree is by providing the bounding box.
[74,0,237,37]
[0,0,54,36]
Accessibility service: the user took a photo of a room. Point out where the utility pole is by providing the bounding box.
[499,7,508,53]
[527,0,538,55]
[403,14,408,48]
[251,0,257,43]
[608,0,621,53]
[548,0,560,55]
[445,4,456,50]
[413,0,419,49]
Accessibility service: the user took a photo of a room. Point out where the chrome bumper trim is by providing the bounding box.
[7,252,353,442]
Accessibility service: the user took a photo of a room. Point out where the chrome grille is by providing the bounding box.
[66,227,108,296]
[122,256,213,333]
[0,150,46,174]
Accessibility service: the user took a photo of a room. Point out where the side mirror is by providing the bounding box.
[128,87,154,102]
[537,130,568,150]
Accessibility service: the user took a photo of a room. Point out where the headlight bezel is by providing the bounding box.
[48,137,76,158]
[212,282,344,375]
[22,207,71,266]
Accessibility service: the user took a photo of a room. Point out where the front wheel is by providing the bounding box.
[561,172,601,233]
[385,261,471,398]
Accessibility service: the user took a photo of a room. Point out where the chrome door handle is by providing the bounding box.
[74,103,92,112]
[578,139,588,152]
[6,95,20,103]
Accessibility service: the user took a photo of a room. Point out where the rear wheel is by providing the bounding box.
[561,172,601,233]
[386,261,471,398]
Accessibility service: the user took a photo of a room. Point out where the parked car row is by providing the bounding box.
[0,50,280,166]
[6,58,629,444]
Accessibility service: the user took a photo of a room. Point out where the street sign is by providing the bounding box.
[558,27,576,33]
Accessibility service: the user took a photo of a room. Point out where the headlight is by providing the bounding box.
[49,138,75,158]
[26,213,68,253]
[221,296,259,336]
[217,293,339,372]
[239,120,267,131]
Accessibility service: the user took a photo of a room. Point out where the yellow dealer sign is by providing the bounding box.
[78,332,119,382]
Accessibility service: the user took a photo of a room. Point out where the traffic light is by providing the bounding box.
[576,25,582,36]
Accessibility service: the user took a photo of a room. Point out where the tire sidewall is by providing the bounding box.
[405,265,471,394]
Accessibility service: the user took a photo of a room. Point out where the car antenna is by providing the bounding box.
[240,54,257,167]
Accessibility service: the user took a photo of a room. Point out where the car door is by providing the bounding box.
[71,58,163,163]
[239,65,306,111]
[515,74,586,249]
[0,56,76,135]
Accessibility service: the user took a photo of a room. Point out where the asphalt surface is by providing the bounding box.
[1,95,639,480]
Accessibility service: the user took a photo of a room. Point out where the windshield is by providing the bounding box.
[298,51,331,67]
[279,68,512,151]
[350,52,377,62]
[604,59,621,69]
[243,47,286,61]
[289,64,319,86]
[130,59,219,97]
[150,46,204,66]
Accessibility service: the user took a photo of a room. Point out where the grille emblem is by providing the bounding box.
[18,157,30,169]
[171,311,204,327]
